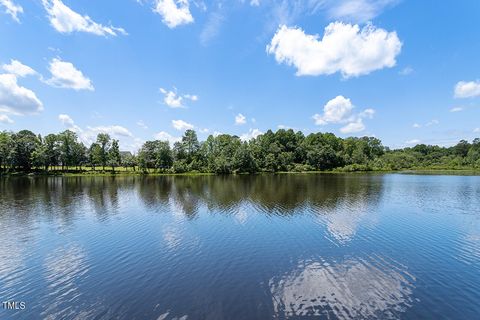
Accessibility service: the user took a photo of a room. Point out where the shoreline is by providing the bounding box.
[1,168,480,177]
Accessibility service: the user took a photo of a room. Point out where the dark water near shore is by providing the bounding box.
[0,174,479,319]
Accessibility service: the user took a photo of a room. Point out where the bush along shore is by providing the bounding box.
[1,129,480,175]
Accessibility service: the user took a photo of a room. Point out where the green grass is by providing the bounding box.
[2,165,479,177]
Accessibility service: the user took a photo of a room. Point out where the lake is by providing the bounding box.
[0,174,479,319]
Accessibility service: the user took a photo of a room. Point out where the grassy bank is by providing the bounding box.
[2,166,480,177]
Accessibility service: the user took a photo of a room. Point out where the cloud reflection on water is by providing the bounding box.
[269,256,416,319]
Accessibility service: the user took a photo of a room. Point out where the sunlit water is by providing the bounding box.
[0,174,479,319]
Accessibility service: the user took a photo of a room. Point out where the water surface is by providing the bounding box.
[0,174,479,319]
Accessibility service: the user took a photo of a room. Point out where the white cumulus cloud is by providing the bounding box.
[155,131,181,145]
[160,88,183,108]
[474,128,480,133]
[42,0,126,36]
[235,113,247,125]
[454,80,480,99]
[0,114,14,124]
[340,119,365,134]
[58,114,137,148]
[58,113,75,127]
[313,96,354,125]
[154,0,194,28]
[159,87,197,108]
[87,125,133,138]
[47,58,94,91]
[0,74,43,115]
[59,113,82,133]
[267,22,402,78]
[359,108,375,119]
[313,95,374,134]
[172,119,194,131]
[2,59,37,78]
[0,0,23,22]
[240,128,263,141]
[83,125,135,147]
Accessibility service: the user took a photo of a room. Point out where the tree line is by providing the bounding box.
[1,129,479,174]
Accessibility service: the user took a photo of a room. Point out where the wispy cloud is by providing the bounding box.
[42,0,126,36]
[0,0,23,22]
[399,66,414,76]
[326,0,400,23]
[413,119,440,128]
[137,120,148,129]
[200,10,224,45]
[405,139,421,145]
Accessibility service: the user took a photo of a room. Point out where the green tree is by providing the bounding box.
[59,130,78,171]
[108,139,121,172]
[138,141,157,171]
[44,134,60,170]
[155,141,173,170]
[302,133,343,170]
[0,131,14,172]
[11,130,38,171]
[72,142,87,170]
[233,142,257,173]
[467,138,480,164]
[182,129,200,162]
[2,127,480,174]
[32,136,49,171]
[213,154,231,174]
[96,133,111,170]
[89,143,102,171]
[203,134,241,173]
[138,140,173,172]
[121,152,137,171]
[453,140,470,157]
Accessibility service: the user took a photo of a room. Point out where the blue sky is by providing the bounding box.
[1,0,479,151]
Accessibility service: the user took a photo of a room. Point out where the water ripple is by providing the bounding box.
[269,255,416,319]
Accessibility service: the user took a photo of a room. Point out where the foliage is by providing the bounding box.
[1,128,480,174]
[96,133,111,170]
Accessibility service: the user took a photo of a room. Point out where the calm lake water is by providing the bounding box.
[0,174,479,319]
